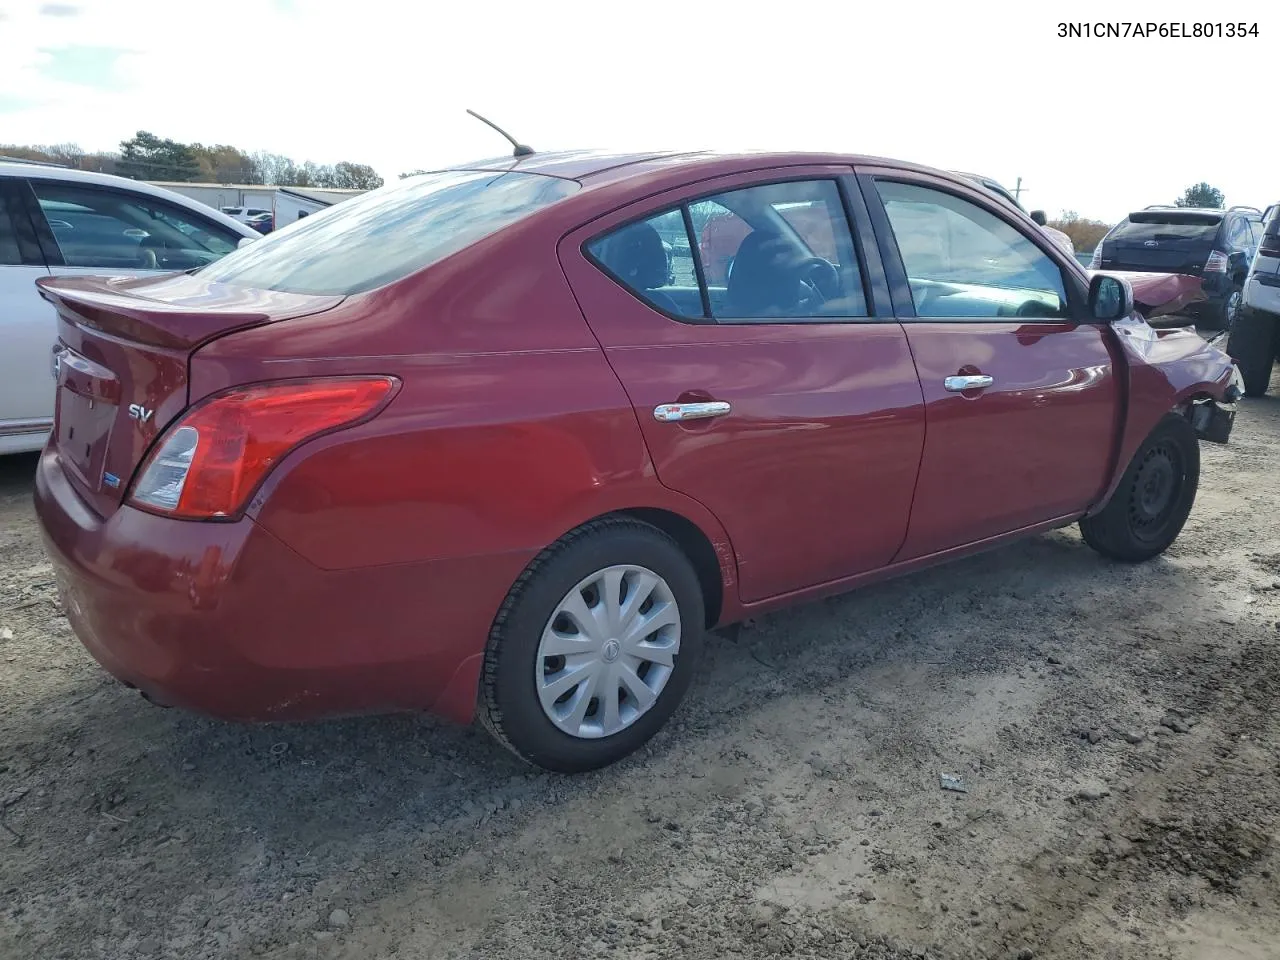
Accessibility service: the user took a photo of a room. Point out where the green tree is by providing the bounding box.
[399,169,429,179]
[1175,183,1224,209]
[117,131,199,181]
[189,143,262,184]
[331,161,383,190]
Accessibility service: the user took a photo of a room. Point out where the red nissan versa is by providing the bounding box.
[34,150,1244,773]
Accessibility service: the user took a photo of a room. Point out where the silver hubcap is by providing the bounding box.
[535,564,681,739]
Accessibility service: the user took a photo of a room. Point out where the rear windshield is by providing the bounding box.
[1110,211,1221,242]
[197,170,579,295]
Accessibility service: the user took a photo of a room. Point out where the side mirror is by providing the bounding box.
[237,236,257,249]
[1089,273,1134,321]
[1029,210,1047,226]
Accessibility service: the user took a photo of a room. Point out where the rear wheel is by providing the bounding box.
[1079,414,1200,563]
[1226,306,1277,397]
[480,517,705,773]
[1213,283,1244,330]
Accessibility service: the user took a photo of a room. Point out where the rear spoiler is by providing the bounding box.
[36,274,342,351]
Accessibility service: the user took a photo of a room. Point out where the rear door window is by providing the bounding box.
[1225,216,1252,252]
[198,170,579,296]
[588,178,869,323]
[587,209,704,321]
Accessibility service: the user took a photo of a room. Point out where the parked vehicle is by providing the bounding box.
[245,212,275,234]
[221,206,272,224]
[34,151,1243,773]
[1227,203,1280,395]
[1090,205,1263,329]
[0,161,259,455]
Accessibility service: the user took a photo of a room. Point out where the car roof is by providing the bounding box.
[446,148,955,188]
[0,160,260,237]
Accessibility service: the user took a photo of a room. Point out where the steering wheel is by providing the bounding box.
[794,257,840,310]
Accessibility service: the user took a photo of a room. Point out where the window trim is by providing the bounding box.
[581,173,885,327]
[856,167,1090,324]
[25,179,243,269]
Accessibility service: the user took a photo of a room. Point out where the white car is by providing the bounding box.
[221,205,272,224]
[1243,203,1279,316]
[1228,202,1280,396]
[0,161,259,454]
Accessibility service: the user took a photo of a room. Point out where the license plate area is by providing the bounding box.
[54,348,120,493]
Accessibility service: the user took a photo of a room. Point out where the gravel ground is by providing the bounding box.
[1,383,1278,960]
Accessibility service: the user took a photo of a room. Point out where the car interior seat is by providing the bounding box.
[727,231,801,318]
[596,221,679,313]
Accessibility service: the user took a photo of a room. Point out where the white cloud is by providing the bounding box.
[0,0,1273,221]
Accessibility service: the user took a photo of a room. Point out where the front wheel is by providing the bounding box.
[480,518,705,773]
[1079,414,1200,563]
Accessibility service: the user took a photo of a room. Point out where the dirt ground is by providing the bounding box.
[2,387,1279,960]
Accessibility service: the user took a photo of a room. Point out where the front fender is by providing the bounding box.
[1087,315,1237,517]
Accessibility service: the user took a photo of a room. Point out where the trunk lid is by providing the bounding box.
[38,272,343,518]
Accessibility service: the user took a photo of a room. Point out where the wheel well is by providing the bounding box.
[620,507,724,628]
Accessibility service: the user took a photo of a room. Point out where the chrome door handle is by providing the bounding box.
[653,401,731,422]
[944,374,994,392]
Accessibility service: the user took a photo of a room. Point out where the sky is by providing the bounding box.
[0,0,1273,223]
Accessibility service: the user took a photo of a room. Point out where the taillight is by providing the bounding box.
[1204,250,1229,273]
[1089,245,1104,268]
[128,377,398,520]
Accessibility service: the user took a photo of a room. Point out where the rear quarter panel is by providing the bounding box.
[188,216,738,588]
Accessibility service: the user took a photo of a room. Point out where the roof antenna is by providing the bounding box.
[466,109,535,158]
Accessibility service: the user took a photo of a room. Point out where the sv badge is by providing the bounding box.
[128,403,154,424]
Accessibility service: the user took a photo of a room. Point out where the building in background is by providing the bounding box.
[146,182,366,231]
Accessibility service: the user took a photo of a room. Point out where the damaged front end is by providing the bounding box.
[1187,365,1244,445]
[1112,312,1243,447]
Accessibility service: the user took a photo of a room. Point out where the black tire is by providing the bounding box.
[1079,414,1200,563]
[1226,306,1277,397]
[480,517,705,773]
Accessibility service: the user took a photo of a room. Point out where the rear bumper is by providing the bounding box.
[34,448,517,723]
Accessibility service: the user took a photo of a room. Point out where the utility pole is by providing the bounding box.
[1013,176,1026,203]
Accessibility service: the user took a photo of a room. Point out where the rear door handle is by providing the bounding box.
[943,375,994,392]
[653,401,731,422]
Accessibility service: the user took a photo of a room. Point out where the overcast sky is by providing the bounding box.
[0,0,1272,223]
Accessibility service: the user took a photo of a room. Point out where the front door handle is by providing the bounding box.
[944,374,994,393]
[653,401,731,422]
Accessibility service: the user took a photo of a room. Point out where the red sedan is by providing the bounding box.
[33,150,1243,772]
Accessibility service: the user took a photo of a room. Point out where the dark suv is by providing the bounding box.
[1090,205,1263,328]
